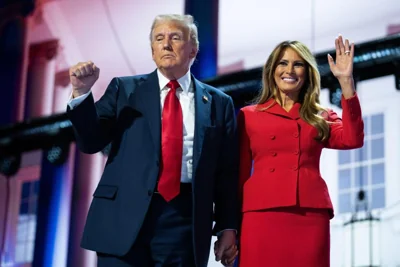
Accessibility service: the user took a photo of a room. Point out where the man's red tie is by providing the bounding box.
[157,80,183,202]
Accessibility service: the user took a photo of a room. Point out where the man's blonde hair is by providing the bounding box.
[150,14,199,50]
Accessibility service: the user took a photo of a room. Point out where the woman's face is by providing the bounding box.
[274,48,307,95]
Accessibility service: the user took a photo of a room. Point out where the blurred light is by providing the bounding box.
[352,45,400,64]
[329,87,342,108]
[45,144,69,165]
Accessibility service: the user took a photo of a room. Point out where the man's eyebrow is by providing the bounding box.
[154,31,183,37]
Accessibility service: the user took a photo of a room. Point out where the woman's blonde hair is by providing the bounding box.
[256,40,329,141]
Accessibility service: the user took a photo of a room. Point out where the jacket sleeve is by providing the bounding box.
[237,109,253,203]
[213,96,240,234]
[67,78,120,154]
[324,93,364,149]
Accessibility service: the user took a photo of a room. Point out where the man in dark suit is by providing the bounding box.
[67,14,239,267]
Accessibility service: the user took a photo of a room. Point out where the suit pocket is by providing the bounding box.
[93,185,118,200]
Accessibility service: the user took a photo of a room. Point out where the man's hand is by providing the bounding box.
[69,61,100,98]
[214,230,238,266]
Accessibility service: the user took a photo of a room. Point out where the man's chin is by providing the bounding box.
[159,63,176,70]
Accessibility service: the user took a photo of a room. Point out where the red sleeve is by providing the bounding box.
[237,109,253,202]
[324,93,364,149]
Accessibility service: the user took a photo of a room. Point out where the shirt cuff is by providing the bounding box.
[68,90,92,110]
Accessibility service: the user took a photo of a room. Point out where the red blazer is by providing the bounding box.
[237,94,364,218]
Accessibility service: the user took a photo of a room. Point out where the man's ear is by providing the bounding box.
[190,47,198,59]
[151,46,155,60]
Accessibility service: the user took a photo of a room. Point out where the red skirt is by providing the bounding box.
[239,207,330,267]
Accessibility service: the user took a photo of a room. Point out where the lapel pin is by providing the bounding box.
[202,95,208,102]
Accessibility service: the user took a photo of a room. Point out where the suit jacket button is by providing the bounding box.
[293,133,299,138]
[294,150,299,155]
[292,166,298,171]
[269,168,275,172]
[271,152,277,157]
[270,135,275,140]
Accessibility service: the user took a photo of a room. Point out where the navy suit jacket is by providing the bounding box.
[67,70,239,267]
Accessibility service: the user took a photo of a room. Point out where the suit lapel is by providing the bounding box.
[127,73,214,177]
[193,77,212,176]
[288,103,301,119]
[128,70,161,157]
[259,99,300,120]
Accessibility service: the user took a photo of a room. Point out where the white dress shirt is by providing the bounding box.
[67,70,195,183]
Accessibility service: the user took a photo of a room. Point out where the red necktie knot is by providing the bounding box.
[167,80,180,91]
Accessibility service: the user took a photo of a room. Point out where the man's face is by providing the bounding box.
[151,21,197,78]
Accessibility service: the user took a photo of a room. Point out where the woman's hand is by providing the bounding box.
[328,34,356,99]
[328,35,354,79]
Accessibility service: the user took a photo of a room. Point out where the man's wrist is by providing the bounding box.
[72,88,90,98]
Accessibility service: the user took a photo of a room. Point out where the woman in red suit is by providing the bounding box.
[237,35,364,267]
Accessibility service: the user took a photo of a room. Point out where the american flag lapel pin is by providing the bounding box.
[202,95,208,102]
